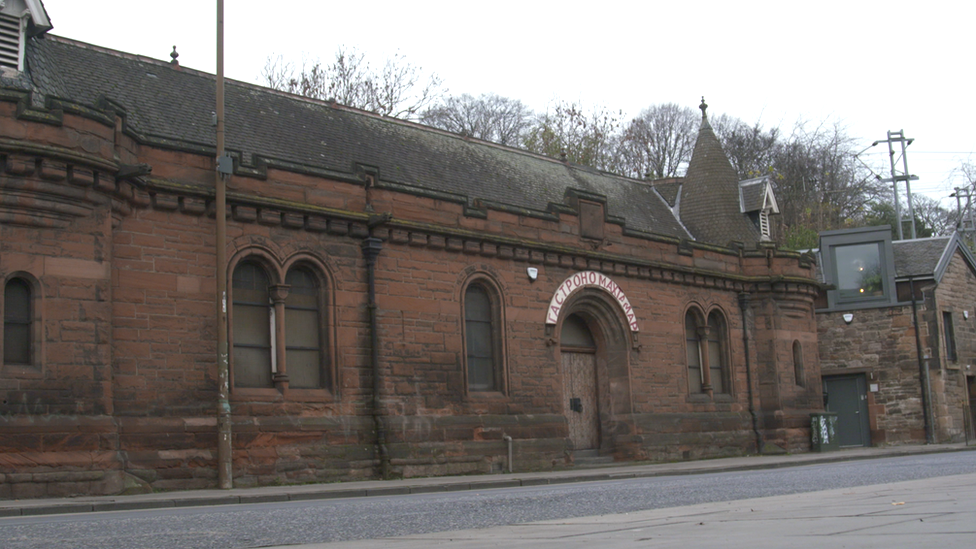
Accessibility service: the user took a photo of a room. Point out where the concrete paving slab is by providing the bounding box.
[297,473,976,548]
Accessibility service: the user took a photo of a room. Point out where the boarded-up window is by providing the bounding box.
[579,201,605,240]
[285,267,323,389]
[465,285,496,391]
[3,278,31,365]
[232,262,273,387]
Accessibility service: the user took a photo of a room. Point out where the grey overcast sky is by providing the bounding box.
[40,0,975,207]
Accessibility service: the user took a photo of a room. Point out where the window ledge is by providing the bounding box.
[231,387,284,402]
[816,300,908,314]
[685,393,734,404]
[466,390,507,399]
[285,388,336,402]
[1,363,43,377]
[231,386,335,402]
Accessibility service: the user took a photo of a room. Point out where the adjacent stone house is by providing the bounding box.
[817,226,976,446]
[1,5,822,498]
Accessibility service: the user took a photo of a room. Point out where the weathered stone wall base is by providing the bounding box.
[2,470,123,500]
[630,412,757,461]
[0,408,824,498]
[759,410,815,453]
[0,415,124,498]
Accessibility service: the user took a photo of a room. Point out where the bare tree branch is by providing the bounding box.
[260,47,445,120]
[617,103,697,179]
[421,93,534,146]
[522,101,622,171]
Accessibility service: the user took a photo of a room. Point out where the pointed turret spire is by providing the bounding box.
[677,98,762,247]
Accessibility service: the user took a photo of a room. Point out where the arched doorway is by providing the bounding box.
[561,314,599,450]
[549,275,636,457]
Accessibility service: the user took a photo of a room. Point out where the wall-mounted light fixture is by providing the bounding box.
[842,313,854,324]
[964,310,969,320]
[526,267,538,282]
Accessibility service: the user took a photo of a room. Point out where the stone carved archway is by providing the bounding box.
[553,285,636,456]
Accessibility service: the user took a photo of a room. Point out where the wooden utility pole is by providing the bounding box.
[215,0,233,489]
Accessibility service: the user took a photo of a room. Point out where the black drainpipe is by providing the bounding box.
[738,292,763,453]
[362,215,391,478]
[908,276,934,443]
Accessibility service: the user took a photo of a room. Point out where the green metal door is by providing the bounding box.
[823,375,870,447]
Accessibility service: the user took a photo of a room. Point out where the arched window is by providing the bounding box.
[232,261,273,388]
[686,312,703,393]
[285,266,325,389]
[464,283,501,392]
[3,278,32,366]
[686,309,729,395]
[707,312,728,394]
[793,340,805,387]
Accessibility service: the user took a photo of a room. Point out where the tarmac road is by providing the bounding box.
[310,472,976,549]
[0,445,973,549]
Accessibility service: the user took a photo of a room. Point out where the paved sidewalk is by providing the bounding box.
[311,472,976,548]
[1,442,973,518]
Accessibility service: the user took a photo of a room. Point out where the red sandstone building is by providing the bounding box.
[1,4,823,497]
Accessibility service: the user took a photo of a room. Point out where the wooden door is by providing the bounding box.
[562,352,600,450]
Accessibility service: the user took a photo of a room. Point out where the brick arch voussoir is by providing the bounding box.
[455,264,507,303]
[560,289,630,350]
[228,241,285,284]
[282,252,337,292]
[683,301,707,325]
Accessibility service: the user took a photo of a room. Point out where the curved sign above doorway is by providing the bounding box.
[545,271,639,332]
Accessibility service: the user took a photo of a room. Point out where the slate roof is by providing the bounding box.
[891,235,976,283]
[739,180,765,213]
[677,101,761,246]
[22,36,692,240]
[892,237,951,278]
[738,176,777,214]
[650,178,681,208]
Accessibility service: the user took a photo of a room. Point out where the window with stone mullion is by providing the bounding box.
[285,267,323,389]
[686,313,703,393]
[232,262,273,388]
[707,314,725,394]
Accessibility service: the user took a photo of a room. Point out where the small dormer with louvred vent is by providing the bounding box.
[0,0,51,74]
[739,175,779,242]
